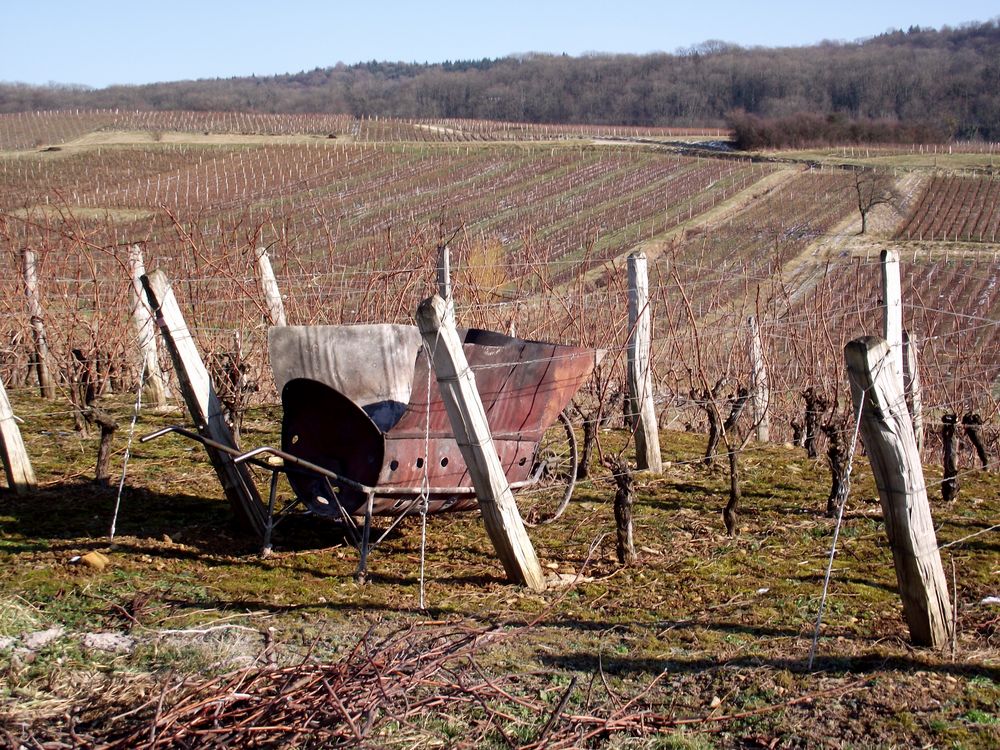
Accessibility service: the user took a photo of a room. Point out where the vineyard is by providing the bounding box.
[0,109,728,152]
[896,174,1000,243]
[0,119,776,404]
[0,111,998,748]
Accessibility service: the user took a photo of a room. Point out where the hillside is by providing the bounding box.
[2,21,999,139]
[0,111,998,748]
[0,110,997,438]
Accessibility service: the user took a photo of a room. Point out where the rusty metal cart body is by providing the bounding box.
[147,324,598,574]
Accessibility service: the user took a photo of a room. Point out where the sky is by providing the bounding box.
[2,1,997,89]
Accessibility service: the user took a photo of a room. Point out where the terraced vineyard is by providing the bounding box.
[0,116,772,404]
[0,110,998,442]
[0,109,726,151]
[896,174,1000,242]
[779,253,1000,411]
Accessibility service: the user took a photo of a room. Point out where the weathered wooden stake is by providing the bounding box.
[436,244,451,300]
[902,330,923,453]
[128,245,169,408]
[883,251,923,450]
[142,270,267,537]
[254,246,287,327]
[747,315,770,442]
[0,374,36,494]
[626,252,662,472]
[880,249,905,391]
[22,248,55,399]
[845,335,952,648]
[416,294,546,591]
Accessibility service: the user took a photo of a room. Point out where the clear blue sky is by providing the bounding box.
[2,1,997,88]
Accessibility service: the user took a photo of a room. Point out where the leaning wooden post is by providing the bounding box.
[0,374,36,494]
[254,246,287,327]
[416,294,546,592]
[902,330,923,454]
[880,249,904,390]
[626,252,662,472]
[747,315,770,442]
[21,248,55,399]
[142,270,267,537]
[845,336,952,648]
[128,245,169,408]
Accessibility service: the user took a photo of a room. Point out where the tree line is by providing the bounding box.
[726,111,951,149]
[1,21,998,140]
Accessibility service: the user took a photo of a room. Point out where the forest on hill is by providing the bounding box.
[2,21,999,139]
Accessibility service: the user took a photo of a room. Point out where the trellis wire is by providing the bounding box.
[417,328,438,611]
[807,386,866,670]
[110,355,147,540]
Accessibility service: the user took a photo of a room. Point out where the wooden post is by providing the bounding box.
[880,249,904,389]
[415,294,546,592]
[436,244,451,300]
[882,250,923,449]
[902,330,923,453]
[436,244,457,329]
[626,252,662,472]
[142,270,267,537]
[845,336,952,648]
[128,245,169,408]
[747,315,770,442]
[254,246,287,327]
[0,374,36,494]
[21,248,55,399]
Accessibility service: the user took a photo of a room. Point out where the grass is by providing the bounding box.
[8,205,156,222]
[773,148,1000,173]
[0,393,998,747]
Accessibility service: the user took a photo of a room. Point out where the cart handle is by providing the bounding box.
[233,445,374,494]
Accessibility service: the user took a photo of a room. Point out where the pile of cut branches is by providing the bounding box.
[8,620,871,749]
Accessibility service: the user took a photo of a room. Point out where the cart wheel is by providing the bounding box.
[521,410,578,526]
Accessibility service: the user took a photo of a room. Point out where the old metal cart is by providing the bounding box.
[144,323,599,576]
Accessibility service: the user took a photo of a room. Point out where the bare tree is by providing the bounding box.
[853,170,901,235]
